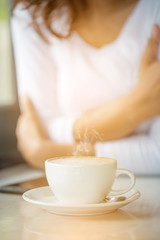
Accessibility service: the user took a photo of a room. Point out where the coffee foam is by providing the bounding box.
[49,157,114,166]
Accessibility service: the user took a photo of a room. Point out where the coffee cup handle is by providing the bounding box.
[108,169,136,196]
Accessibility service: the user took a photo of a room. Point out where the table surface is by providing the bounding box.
[0,176,160,240]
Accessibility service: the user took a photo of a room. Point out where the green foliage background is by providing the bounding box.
[0,0,8,21]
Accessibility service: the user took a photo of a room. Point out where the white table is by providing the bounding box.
[0,176,160,240]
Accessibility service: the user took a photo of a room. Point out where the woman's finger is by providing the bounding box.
[141,24,160,68]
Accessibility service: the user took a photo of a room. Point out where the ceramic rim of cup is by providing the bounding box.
[45,156,117,167]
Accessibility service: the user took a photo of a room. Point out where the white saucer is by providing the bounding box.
[23,187,140,216]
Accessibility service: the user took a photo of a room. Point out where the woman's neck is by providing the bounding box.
[72,0,139,48]
[86,0,137,13]
[76,0,138,24]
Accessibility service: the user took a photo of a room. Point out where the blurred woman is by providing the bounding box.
[12,0,160,174]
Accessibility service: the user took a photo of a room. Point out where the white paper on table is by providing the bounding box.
[0,163,45,187]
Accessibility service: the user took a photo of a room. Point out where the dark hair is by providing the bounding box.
[13,0,88,40]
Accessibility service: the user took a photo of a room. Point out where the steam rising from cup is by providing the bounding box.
[73,128,104,156]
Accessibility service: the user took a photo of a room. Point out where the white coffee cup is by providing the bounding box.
[45,156,135,205]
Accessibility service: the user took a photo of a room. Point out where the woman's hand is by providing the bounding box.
[16,96,49,166]
[16,96,94,169]
[134,24,160,116]
[73,24,160,143]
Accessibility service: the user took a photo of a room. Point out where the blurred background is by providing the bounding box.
[0,0,23,169]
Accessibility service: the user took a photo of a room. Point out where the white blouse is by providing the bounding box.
[11,0,160,175]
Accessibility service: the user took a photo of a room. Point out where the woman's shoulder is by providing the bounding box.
[12,3,71,39]
[141,0,160,21]
[134,0,160,41]
[12,3,32,25]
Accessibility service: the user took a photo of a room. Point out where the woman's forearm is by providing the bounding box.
[27,141,74,170]
[73,90,155,143]
[73,24,160,143]
[26,140,96,169]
